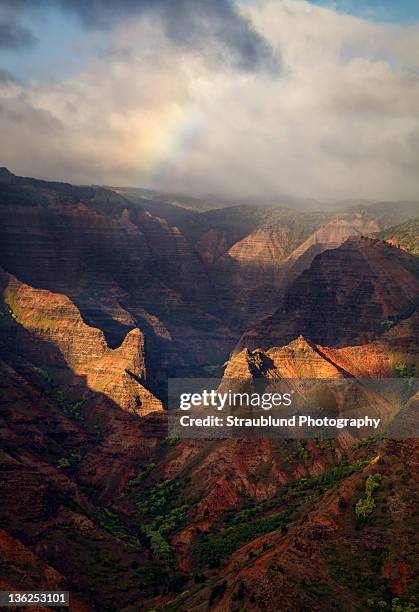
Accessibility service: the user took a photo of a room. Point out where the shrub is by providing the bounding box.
[127,462,155,488]
[96,508,141,548]
[391,598,418,612]
[57,452,80,471]
[355,474,382,521]
[57,457,71,470]
[296,439,311,460]
[149,530,174,564]
[356,496,376,520]
[381,319,394,331]
[366,597,418,612]
[193,509,292,567]
[394,362,415,378]
[135,478,189,565]
[162,435,180,447]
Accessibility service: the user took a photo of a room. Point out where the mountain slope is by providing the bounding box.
[378,218,419,256]
[239,237,419,351]
[180,438,418,612]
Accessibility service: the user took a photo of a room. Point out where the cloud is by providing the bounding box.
[0,0,419,202]
[65,0,277,71]
[1,0,277,72]
[0,20,37,49]
[155,0,277,72]
[0,68,17,83]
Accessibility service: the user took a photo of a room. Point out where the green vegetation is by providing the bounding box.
[193,509,292,568]
[313,434,335,453]
[116,185,225,213]
[0,172,50,207]
[296,439,311,460]
[135,479,183,520]
[148,530,174,564]
[390,598,418,612]
[0,299,15,325]
[394,362,416,379]
[283,457,373,498]
[349,202,419,230]
[194,457,373,568]
[162,435,180,447]
[378,219,419,256]
[24,362,87,421]
[141,503,189,540]
[95,508,142,549]
[80,186,136,219]
[355,473,382,521]
[55,392,86,421]
[57,457,71,470]
[134,478,190,564]
[355,434,387,450]
[381,319,395,331]
[366,597,418,611]
[223,456,373,527]
[0,169,137,219]
[127,462,156,488]
[157,587,195,612]
[135,564,171,591]
[57,452,81,471]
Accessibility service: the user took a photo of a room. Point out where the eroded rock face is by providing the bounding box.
[239,237,419,350]
[0,270,162,414]
[282,216,380,286]
[1,271,108,368]
[225,336,350,379]
[0,528,69,592]
[206,216,384,329]
[194,228,230,264]
[226,324,416,380]
[227,226,289,272]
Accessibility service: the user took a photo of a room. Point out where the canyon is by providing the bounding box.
[0,168,418,611]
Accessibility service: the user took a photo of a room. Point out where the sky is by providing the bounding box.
[0,0,419,201]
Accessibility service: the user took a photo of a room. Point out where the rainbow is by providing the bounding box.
[134,105,205,185]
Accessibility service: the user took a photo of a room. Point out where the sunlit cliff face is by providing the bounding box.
[1,0,419,201]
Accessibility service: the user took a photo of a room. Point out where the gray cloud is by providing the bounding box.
[0,68,17,83]
[158,0,277,71]
[1,0,277,72]
[0,20,37,49]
